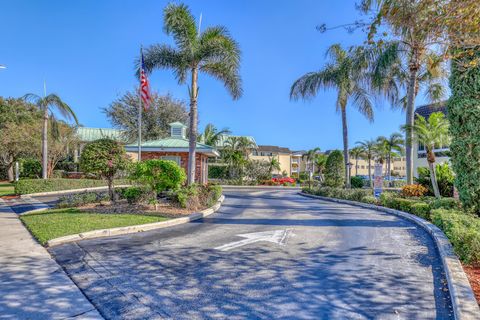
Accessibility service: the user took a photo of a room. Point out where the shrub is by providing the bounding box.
[306,187,371,202]
[324,150,345,188]
[14,178,130,195]
[416,163,454,197]
[410,202,431,220]
[363,196,379,205]
[401,184,428,197]
[429,197,461,210]
[20,158,41,179]
[80,138,130,201]
[431,209,480,264]
[244,160,271,183]
[208,165,229,179]
[350,176,364,189]
[56,191,109,208]
[130,159,186,194]
[123,186,144,204]
[171,184,222,210]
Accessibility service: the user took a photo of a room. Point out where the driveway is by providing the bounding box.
[50,188,453,319]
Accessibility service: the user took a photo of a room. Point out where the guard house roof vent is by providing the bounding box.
[169,122,187,139]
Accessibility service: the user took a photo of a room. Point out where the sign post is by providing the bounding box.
[373,163,383,198]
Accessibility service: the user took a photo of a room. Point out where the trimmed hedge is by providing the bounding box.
[15,179,130,195]
[431,209,480,264]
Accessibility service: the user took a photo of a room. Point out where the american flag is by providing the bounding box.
[140,50,151,110]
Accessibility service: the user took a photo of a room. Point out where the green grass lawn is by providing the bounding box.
[0,182,14,196]
[20,208,169,245]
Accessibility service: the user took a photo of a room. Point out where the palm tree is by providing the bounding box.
[23,93,78,179]
[363,0,448,184]
[314,153,328,182]
[356,139,376,188]
[409,112,449,198]
[142,3,242,184]
[291,44,374,188]
[268,156,281,175]
[349,147,364,176]
[376,133,404,183]
[198,124,231,147]
[302,148,320,188]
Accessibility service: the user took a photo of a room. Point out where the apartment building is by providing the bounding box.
[251,145,295,176]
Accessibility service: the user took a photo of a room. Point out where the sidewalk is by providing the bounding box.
[0,199,103,319]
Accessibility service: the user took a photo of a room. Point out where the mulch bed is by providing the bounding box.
[77,199,199,218]
[463,264,480,306]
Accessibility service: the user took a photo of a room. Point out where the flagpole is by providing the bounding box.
[138,46,143,161]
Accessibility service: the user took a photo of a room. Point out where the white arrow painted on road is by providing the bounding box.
[215,229,293,251]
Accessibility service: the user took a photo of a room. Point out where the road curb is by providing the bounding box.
[221,185,301,190]
[299,192,480,320]
[45,195,225,247]
[19,185,132,198]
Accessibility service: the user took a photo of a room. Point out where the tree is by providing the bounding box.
[302,148,320,188]
[221,136,255,179]
[410,112,449,198]
[324,150,345,188]
[23,93,78,179]
[349,147,364,176]
[198,124,231,147]
[104,91,188,142]
[314,153,328,182]
[267,156,281,175]
[361,1,449,185]
[291,44,374,188]
[448,47,480,211]
[0,98,42,181]
[130,159,186,194]
[356,139,376,188]
[142,3,242,184]
[376,133,404,182]
[79,139,130,201]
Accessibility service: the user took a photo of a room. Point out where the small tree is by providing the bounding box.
[80,139,130,201]
[324,150,345,188]
[410,112,450,199]
[130,159,186,194]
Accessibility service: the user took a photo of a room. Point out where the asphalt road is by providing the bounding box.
[50,188,453,320]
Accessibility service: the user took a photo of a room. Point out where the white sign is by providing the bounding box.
[373,163,384,198]
[215,229,293,252]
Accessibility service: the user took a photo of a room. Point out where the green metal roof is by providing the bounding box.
[125,137,219,156]
[76,127,125,142]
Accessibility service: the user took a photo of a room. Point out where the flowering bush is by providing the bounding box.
[272,177,296,186]
[401,184,429,197]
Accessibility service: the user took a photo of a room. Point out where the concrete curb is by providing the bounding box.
[19,185,132,198]
[299,192,480,320]
[45,195,225,247]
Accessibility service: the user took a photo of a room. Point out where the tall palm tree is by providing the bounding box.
[356,139,376,188]
[302,148,320,188]
[314,153,328,182]
[376,133,404,182]
[23,93,78,179]
[349,147,364,177]
[142,3,242,184]
[409,112,449,198]
[291,44,374,188]
[363,0,448,184]
[198,123,231,147]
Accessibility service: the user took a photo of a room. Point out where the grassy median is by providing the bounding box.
[20,208,169,245]
[0,182,14,196]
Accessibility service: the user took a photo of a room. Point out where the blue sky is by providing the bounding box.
[0,1,429,151]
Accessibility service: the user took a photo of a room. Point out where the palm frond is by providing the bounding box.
[351,85,374,122]
[163,3,197,53]
[290,66,338,101]
[44,94,78,124]
[140,44,187,83]
[200,62,243,99]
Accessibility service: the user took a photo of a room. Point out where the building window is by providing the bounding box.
[161,156,181,166]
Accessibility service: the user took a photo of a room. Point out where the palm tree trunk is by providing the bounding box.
[355,158,358,176]
[405,60,419,185]
[7,155,14,182]
[42,108,49,179]
[187,67,199,185]
[387,154,391,186]
[428,160,441,198]
[340,106,350,188]
[368,158,372,188]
